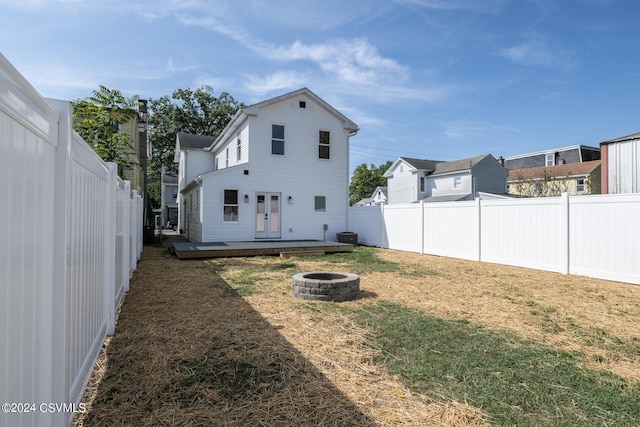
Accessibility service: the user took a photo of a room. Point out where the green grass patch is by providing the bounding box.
[346,301,640,426]
[322,246,405,274]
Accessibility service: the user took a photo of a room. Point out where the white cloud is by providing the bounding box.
[442,119,519,139]
[500,35,577,70]
[243,71,308,96]
[270,38,409,88]
[394,0,507,14]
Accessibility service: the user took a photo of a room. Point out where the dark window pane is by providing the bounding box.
[319,145,330,159]
[272,140,285,155]
[224,189,238,204]
[272,124,284,140]
[319,131,330,145]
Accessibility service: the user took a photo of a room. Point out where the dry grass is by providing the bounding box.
[73,244,640,426]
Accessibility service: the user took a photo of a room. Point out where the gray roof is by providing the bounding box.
[601,131,640,145]
[423,194,473,203]
[399,157,444,171]
[176,132,216,149]
[162,173,178,184]
[432,154,493,175]
[372,186,388,197]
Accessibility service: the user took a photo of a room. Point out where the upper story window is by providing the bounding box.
[419,176,425,192]
[237,137,242,161]
[225,147,229,167]
[319,130,330,159]
[454,176,462,189]
[272,124,285,155]
[545,153,554,167]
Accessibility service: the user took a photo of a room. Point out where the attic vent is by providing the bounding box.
[299,101,306,108]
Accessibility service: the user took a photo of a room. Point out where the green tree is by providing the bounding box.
[349,160,392,205]
[147,86,244,207]
[72,85,138,175]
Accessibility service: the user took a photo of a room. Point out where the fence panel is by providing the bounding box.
[1,54,143,427]
[1,54,59,427]
[348,205,385,247]
[65,130,112,415]
[423,200,479,260]
[569,194,640,285]
[383,204,422,253]
[349,193,640,285]
[480,196,568,273]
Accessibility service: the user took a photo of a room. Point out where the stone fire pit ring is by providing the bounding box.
[292,271,360,302]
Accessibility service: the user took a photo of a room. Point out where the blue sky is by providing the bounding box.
[1,0,638,174]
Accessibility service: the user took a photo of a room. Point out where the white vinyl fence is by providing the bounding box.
[1,54,143,427]
[349,193,640,286]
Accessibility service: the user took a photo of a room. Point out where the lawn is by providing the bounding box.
[74,245,640,426]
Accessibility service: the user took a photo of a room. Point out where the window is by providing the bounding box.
[237,137,241,161]
[419,176,425,193]
[215,157,218,170]
[319,130,330,159]
[314,196,326,212]
[223,190,238,222]
[272,124,285,155]
[225,147,229,168]
[576,178,585,193]
[545,153,554,167]
[454,176,462,189]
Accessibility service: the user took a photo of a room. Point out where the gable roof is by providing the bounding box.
[372,186,388,198]
[507,160,601,181]
[432,154,495,175]
[383,157,443,177]
[600,131,640,145]
[209,87,358,153]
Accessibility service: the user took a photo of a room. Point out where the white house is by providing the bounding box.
[600,131,640,194]
[175,88,358,242]
[383,154,507,203]
[160,166,178,228]
[355,186,388,206]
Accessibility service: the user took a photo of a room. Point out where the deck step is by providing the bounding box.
[279,250,325,258]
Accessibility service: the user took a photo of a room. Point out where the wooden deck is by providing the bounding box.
[170,240,354,259]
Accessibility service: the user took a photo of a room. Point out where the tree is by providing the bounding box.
[72,85,138,176]
[349,160,392,205]
[146,86,244,207]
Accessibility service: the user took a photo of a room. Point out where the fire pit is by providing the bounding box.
[292,271,360,302]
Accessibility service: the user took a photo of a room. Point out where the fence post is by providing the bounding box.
[420,200,425,254]
[122,181,131,292]
[475,197,481,261]
[49,98,71,427]
[104,163,117,336]
[560,192,570,274]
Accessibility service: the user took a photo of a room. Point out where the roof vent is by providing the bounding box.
[299,101,306,108]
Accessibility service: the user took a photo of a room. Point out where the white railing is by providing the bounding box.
[0,53,143,427]
[349,193,640,286]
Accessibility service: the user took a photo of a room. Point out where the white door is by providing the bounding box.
[255,192,281,239]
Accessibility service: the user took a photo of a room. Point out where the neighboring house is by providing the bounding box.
[160,166,178,228]
[501,144,600,170]
[383,154,508,204]
[600,132,640,194]
[507,160,601,197]
[355,186,388,206]
[121,99,150,199]
[175,87,358,242]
